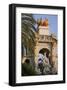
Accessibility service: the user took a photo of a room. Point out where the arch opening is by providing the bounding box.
[39,48,50,55]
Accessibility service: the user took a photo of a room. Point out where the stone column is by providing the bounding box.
[52,41,58,74]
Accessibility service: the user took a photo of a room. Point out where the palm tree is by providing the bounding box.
[21,13,36,62]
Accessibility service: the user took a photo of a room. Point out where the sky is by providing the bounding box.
[33,14,58,36]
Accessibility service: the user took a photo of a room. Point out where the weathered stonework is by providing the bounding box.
[34,24,58,74]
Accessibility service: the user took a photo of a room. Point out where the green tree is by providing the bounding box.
[21,13,36,59]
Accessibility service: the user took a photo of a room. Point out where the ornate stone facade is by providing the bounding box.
[34,19,58,74]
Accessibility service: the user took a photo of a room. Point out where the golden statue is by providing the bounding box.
[37,18,48,27]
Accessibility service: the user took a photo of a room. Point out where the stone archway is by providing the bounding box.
[39,48,51,64]
[39,48,50,55]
